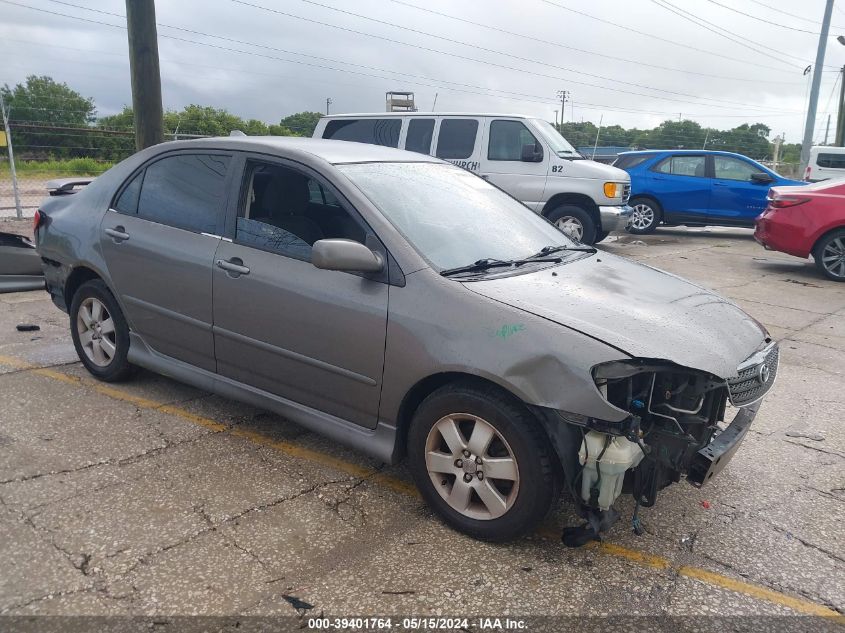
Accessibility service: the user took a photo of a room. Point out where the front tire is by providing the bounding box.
[407,382,558,542]
[813,229,845,282]
[70,280,135,382]
[547,205,596,244]
[627,197,661,234]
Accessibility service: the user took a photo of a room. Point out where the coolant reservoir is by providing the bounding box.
[578,431,645,511]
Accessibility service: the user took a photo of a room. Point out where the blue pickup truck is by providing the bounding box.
[613,150,804,234]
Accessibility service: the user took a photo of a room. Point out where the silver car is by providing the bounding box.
[35,137,777,544]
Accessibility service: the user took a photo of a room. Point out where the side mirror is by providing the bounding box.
[312,239,384,273]
[521,143,543,162]
[751,172,774,184]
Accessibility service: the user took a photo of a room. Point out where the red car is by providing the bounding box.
[755,180,845,281]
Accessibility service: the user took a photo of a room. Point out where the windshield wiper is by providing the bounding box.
[440,258,515,277]
[528,244,597,258]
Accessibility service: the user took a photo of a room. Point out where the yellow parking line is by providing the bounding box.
[0,353,840,618]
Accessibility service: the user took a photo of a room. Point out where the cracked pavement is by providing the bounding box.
[0,222,843,619]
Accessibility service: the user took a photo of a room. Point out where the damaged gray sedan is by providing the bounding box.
[34,137,777,544]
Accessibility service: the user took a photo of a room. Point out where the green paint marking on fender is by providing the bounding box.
[494,324,525,339]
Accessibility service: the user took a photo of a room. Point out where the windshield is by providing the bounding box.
[337,162,577,271]
[532,119,580,158]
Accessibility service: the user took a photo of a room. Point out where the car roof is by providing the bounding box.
[151,136,440,165]
[617,149,759,160]
[321,112,533,119]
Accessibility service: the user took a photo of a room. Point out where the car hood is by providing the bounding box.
[463,252,768,379]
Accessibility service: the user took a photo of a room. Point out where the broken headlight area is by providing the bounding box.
[559,360,737,547]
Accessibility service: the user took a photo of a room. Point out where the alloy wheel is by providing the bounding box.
[76,297,117,367]
[631,203,655,231]
[821,237,845,278]
[424,413,520,521]
[555,216,584,241]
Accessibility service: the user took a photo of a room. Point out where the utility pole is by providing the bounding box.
[553,110,558,128]
[125,0,163,151]
[836,65,845,145]
[772,135,783,171]
[556,90,569,131]
[800,0,834,170]
[0,92,22,219]
[326,97,333,115]
[824,114,831,144]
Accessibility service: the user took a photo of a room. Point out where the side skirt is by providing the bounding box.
[127,333,400,464]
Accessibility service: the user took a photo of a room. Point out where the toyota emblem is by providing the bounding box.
[757,364,770,385]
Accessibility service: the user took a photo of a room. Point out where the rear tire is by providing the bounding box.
[594,230,610,243]
[813,228,845,282]
[627,197,661,234]
[407,382,558,542]
[70,280,135,382]
[547,205,597,244]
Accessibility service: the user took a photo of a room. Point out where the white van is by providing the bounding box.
[313,113,632,244]
[805,146,845,182]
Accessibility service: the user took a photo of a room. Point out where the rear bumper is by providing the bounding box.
[0,275,45,294]
[754,213,811,258]
[599,205,633,233]
[687,400,759,487]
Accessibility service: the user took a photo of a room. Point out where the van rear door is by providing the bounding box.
[478,118,547,211]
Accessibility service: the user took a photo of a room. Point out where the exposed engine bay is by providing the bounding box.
[547,343,778,547]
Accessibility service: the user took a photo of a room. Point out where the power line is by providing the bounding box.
[650,0,815,69]
[9,0,803,114]
[702,0,826,35]
[231,0,803,112]
[744,0,845,30]
[384,0,800,84]
[538,0,799,74]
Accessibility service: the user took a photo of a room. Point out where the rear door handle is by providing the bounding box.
[216,258,250,276]
[104,226,129,242]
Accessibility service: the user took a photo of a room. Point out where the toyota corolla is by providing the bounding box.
[34,137,778,544]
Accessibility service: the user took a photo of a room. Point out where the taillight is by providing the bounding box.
[769,196,810,208]
[33,209,43,233]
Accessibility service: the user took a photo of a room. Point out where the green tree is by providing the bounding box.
[1,75,97,158]
[279,111,322,136]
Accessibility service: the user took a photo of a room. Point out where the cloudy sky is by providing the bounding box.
[2,0,844,142]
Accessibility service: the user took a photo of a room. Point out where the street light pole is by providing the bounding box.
[800,0,834,171]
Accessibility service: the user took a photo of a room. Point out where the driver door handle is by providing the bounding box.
[104,226,129,242]
[216,258,250,276]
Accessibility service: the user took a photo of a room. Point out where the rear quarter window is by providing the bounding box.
[322,118,401,147]
[816,153,845,169]
[613,155,651,170]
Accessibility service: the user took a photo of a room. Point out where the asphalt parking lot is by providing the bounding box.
[0,219,843,623]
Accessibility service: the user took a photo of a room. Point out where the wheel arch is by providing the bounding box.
[393,371,553,462]
[63,265,105,311]
[629,193,663,214]
[541,193,599,223]
[811,224,845,258]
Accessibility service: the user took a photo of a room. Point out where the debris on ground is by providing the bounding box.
[785,429,825,442]
[15,323,40,331]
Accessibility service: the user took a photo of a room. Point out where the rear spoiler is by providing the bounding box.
[46,177,95,196]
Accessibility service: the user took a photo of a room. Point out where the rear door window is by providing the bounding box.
[654,155,706,177]
[436,119,479,160]
[816,153,845,169]
[322,118,401,147]
[136,153,230,233]
[405,119,435,154]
